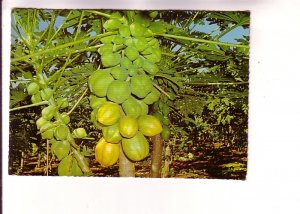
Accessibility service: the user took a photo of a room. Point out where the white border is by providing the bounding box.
[3,1,300,214]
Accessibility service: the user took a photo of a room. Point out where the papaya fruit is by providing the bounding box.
[41,88,53,101]
[89,95,107,110]
[127,65,138,77]
[40,122,54,139]
[122,132,149,161]
[54,124,69,141]
[31,92,42,104]
[107,80,131,104]
[119,116,139,138]
[119,25,131,37]
[142,87,161,104]
[100,35,116,44]
[149,11,158,19]
[103,18,122,31]
[130,75,153,98]
[133,14,150,27]
[121,96,142,118]
[130,22,146,37]
[112,35,123,45]
[101,52,121,67]
[138,115,162,136]
[125,46,139,61]
[95,138,120,167]
[36,117,48,129]
[27,82,40,95]
[88,70,114,97]
[142,59,159,75]
[42,106,56,121]
[102,123,122,143]
[61,112,70,124]
[144,49,161,63]
[136,100,149,115]
[110,66,128,81]
[57,97,68,108]
[72,128,87,139]
[120,57,132,69]
[51,140,70,161]
[133,57,144,68]
[123,37,134,47]
[134,37,148,52]
[97,102,121,126]
[98,44,114,55]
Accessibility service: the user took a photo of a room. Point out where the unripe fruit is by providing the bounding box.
[72,128,87,138]
[27,82,40,95]
[138,115,162,136]
[42,106,56,121]
[54,124,69,141]
[119,116,139,138]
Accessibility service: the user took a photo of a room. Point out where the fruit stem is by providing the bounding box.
[10,101,49,112]
[153,83,171,99]
[67,88,88,116]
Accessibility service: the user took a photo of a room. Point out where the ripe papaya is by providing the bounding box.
[42,106,56,121]
[119,116,139,138]
[138,115,162,136]
[110,66,128,81]
[121,96,142,118]
[125,46,139,61]
[102,123,122,143]
[130,75,153,98]
[106,80,131,104]
[101,52,121,67]
[72,128,87,139]
[121,132,149,161]
[54,124,69,141]
[142,59,159,75]
[97,102,121,126]
[95,138,120,167]
[51,140,70,161]
[142,87,160,104]
[27,82,40,95]
[88,70,114,97]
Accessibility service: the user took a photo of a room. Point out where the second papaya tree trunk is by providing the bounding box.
[150,134,164,178]
[119,143,135,177]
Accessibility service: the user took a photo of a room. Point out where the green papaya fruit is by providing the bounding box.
[110,66,128,81]
[36,117,48,129]
[122,96,142,118]
[54,124,69,141]
[72,128,87,139]
[89,95,107,110]
[103,18,122,31]
[27,82,40,95]
[88,70,114,97]
[100,35,116,44]
[136,100,149,115]
[125,46,139,61]
[133,57,144,68]
[130,22,146,37]
[40,122,54,139]
[123,37,134,47]
[133,37,148,52]
[31,92,42,104]
[41,88,53,101]
[142,87,161,104]
[101,52,121,67]
[142,59,159,75]
[98,44,114,55]
[102,123,122,143]
[107,80,131,104]
[52,140,70,161]
[130,75,153,98]
[121,132,149,161]
[133,14,150,27]
[61,112,70,125]
[120,57,132,69]
[144,49,162,63]
[119,25,131,37]
[42,106,56,121]
[112,35,123,45]
[127,65,138,76]
[57,97,68,108]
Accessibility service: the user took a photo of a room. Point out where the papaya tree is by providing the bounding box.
[9,9,249,178]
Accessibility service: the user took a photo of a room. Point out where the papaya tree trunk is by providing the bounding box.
[119,144,135,177]
[150,134,164,178]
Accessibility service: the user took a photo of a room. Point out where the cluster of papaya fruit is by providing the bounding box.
[89,12,166,167]
[27,76,88,176]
